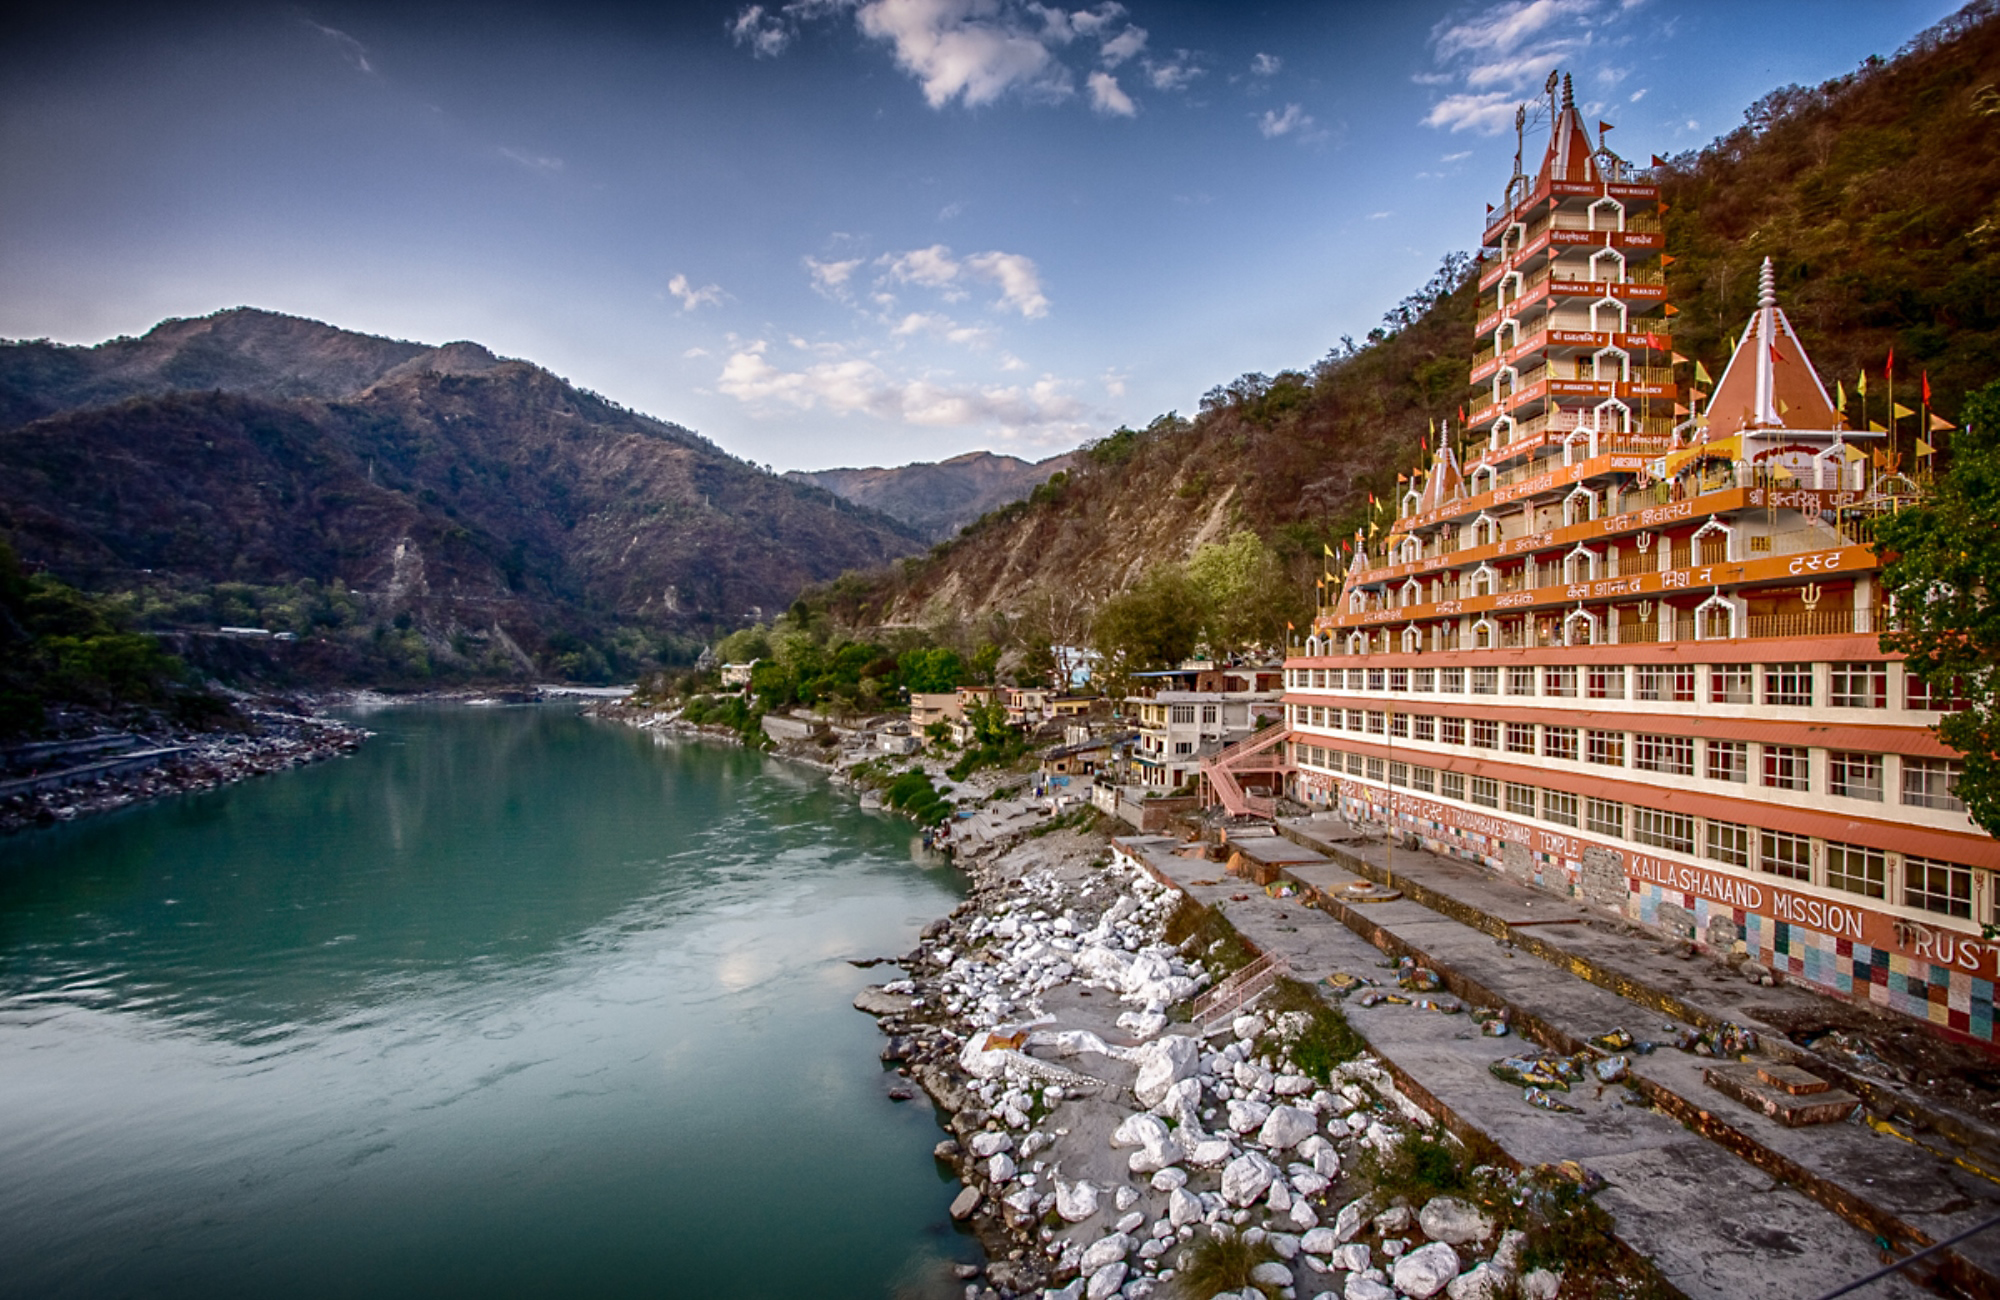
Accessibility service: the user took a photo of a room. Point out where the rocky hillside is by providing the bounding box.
[0,309,924,680]
[825,2,2000,632]
[788,450,1077,542]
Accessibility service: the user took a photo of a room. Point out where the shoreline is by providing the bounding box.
[1,700,369,836]
[584,699,1557,1300]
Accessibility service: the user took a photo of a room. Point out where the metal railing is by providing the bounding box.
[1191,951,1290,1034]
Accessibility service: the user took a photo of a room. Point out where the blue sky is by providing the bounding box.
[0,0,1962,470]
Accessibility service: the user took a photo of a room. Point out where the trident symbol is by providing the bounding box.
[1801,583,1823,611]
[1636,531,1654,552]
[1637,600,1655,622]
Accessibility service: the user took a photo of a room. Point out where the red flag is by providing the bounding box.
[1651,154,1666,168]
[1923,370,1932,404]
[1485,202,1495,213]
[1769,343,1786,365]
[1458,404,1467,424]
[1599,120,1614,135]
[1886,347,1895,378]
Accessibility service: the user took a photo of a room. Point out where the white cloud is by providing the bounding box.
[1258,103,1312,139]
[1629,87,1647,102]
[717,340,1091,443]
[1144,52,1201,92]
[1098,25,1146,67]
[1441,150,1473,162]
[1421,0,1641,134]
[683,347,712,359]
[804,255,864,301]
[733,0,1167,116]
[1368,211,1391,220]
[668,273,724,311]
[855,0,1070,109]
[877,245,1050,317]
[1088,70,1137,117]
[1423,91,1519,134]
[729,4,791,57]
[963,250,1049,318]
[890,311,996,346]
[303,20,373,73]
[1250,52,1280,77]
[498,147,564,173]
[1102,369,1127,398]
[938,201,965,220]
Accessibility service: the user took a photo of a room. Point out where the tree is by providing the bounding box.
[1877,379,2000,837]
[1093,566,1203,699]
[1185,530,1307,657]
[898,646,964,694]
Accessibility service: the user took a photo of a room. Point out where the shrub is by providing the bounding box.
[1173,1230,1280,1298]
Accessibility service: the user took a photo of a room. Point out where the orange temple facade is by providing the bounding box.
[1276,75,1999,1048]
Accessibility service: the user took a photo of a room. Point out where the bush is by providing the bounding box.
[1173,1229,1280,1298]
[1258,976,1366,1083]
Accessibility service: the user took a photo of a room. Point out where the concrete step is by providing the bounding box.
[1116,832,1985,1299]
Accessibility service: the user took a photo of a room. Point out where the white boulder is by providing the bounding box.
[1168,1187,1202,1228]
[1085,1261,1128,1300]
[1345,1278,1396,1300]
[1132,1035,1202,1108]
[1258,1104,1318,1151]
[1417,1196,1494,1246]
[1518,1270,1562,1300]
[1056,1178,1101,1223]
[1151,1168,1189,1192]
[988,1153,1016,1183]
[1080,1233,1133,1272]
[1249,1262,1294,1289]
[1330,1243,1371,1273]
[1113,1113,1170,1150]
[1332,1197,1370,1244]
[1300,1227,1340,1256]
[970,1131,1014,1158]
[1447,1263,1508,1300]
[1391,1243,1461,1299]
[1227,1099,1272,1135]
[1220,1152,1279,1207]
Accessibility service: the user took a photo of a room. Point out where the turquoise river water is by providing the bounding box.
[0,704,975,1299]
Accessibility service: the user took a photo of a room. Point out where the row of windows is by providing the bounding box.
[1290,744,1986,921]
[1286,707,1966,813]
[1286,662,1969,711]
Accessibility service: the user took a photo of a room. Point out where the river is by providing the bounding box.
[0,704,973,1299]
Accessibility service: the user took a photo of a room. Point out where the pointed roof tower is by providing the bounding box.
[1415,438,1465,515]
[1536,73,1602,188]
[1702,257,1841,437]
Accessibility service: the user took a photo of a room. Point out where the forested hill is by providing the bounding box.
[0,309,924,682]
[823,0,2000,633]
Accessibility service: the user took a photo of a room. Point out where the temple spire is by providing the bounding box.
[1702,257,1842,436]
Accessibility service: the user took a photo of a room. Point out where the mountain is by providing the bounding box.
[787,450,1078,542]
[819,2,2000,632]
[0,309,925,681]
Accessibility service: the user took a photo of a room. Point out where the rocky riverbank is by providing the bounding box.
[859,826,1593,1300]
[0,702,369,834]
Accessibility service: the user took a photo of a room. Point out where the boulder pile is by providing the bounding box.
[858,834,1564,1300]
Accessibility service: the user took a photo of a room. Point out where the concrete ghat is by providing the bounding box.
[1264,817,2000,1295]
[1117,835,1939,1300]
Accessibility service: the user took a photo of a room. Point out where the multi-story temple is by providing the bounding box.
[1274,74,1999,1048]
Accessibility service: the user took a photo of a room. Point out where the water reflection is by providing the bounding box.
[0,705,970,1299]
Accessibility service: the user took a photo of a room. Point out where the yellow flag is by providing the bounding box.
[1915,438,1935,458]
[1857,369,1868,397]
[1841,443,1867,462]
[1324,542,1335,557]
[1893,402,1915,419]
[1835,380,1846,412]
[1930,413,1957,432]
[1695,360,1713,385]
[1869,420,1887,433]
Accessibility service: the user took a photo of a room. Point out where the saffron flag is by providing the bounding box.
[1674,403,1689,416]
[1931,413,1957,432]
[1396,472,1408,483]
[1672,352,1689,365]
[1661,254,1676,267]
[1663,303,1679,316]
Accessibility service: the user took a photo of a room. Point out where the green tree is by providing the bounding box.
[1185,529,1307,656]
[1093,565,1202,698]
[1877,379,2000,837]
[898,646,964,694]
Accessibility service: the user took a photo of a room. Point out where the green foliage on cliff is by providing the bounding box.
[0,541,224,738]
[1878,378,2000,837]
